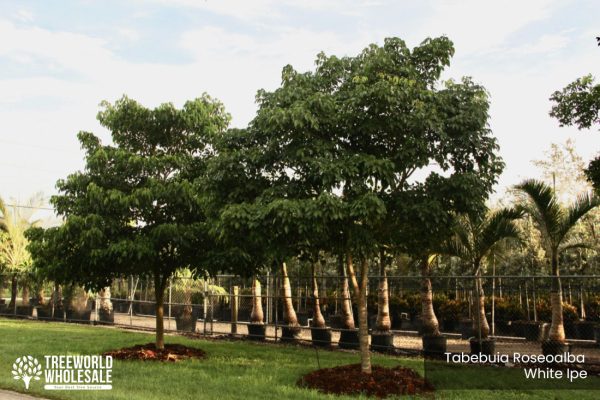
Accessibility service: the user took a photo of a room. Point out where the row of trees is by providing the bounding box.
[19,36,600,374]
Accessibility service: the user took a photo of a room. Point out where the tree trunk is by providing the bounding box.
[281,262,299,329]
[420,256,440,336]
[549,252,565,342]
[346,253,372,373]
[250,277,264,324]
[339,255,355,329]
[9,274,17,308]
[21,281,30,306]
[375,251,391,332]
[311,261,326,328]
[154,275,167,350]
[54,283,63,308]
[37,286,45,306]
[473,269,489,339]
[99,287,113,314]
[357,258,372,374]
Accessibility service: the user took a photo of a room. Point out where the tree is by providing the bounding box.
[445,208,522,340]
[532,139,590,204]
[220,36,502,373]
[515,179,600,347]
[27,95,230,349]
[0,194,43,308]
[549,75,600,190]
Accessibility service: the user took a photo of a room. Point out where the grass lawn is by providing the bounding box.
[0,318,598,399]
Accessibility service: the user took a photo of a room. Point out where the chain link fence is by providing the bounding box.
[2,273,600,361]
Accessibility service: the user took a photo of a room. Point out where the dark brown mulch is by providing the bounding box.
[298,363,434,398]
[103,343,206,362]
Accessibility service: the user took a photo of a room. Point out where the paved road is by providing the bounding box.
[0,390,49,400]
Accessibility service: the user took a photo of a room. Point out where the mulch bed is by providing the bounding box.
[103,343,206,362]
[298,363,434,398]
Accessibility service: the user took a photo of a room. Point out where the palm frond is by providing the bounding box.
[559,192,600,244]
[558,241,594,254]
[0,196,7,233]
[477,208,522,261]
[514,179,562,246]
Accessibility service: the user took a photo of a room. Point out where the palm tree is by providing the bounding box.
[0,194,43,309]
[445,208,522,341]
[515,179,599,347]
[281,262,301,339]
[420,254,440,336]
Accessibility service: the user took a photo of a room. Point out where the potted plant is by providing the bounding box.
[173,269,198,332]
[494,298,526,336]
[97,286,114,324]
[338,256,359,349]
[439,299,465,333]
[309,260,332,347]
[64,285,91,324]
[419,255,447,357]
[248,276,266,340]
[280,262,301,342]
[371,251,394,353]
[47,283,65,321]
[516,180,599,356]
[562,302,579,339]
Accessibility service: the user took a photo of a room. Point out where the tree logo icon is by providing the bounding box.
[12,356,42,390]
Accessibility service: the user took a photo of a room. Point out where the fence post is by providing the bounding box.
[274,274,278,342]
[95,291,99,324]
[265,271,270,324]
[203,279,208,337]
[168,278,172,331]
[532,277,537,322]
[210,278,214,335]
[491,257,496,337]
[231,286,239,334]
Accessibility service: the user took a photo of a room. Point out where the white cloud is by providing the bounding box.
[417,0,570,56]
[149,0,283,21]
[116,27,141,42]
[507,32,571,55]
[147,0,383,21]
[0,20,116,77]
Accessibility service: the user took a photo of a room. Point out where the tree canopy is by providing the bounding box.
[208,36,504,373]
[26,95,231,348]
[549,74,600,190]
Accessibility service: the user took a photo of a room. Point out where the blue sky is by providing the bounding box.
[1,0,599,215]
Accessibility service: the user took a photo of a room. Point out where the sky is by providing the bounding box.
[0,0,599,217]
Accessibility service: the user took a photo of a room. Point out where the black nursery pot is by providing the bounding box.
[280,326,301,342]
[469,337,496,355]
[422,334,447,358]
[16,305,34,317]
[35,306,53,320]
[310,327,332,347]
[98,309,115,325]
[594,324,600,346]
[247,323,266,340]
[338,329,360,350]
[175,315,198,332]
[523,321,543,341]
[66,309,92,324]
[574,321,596,340]
[459,319,474,339]
[541,340,571,356]
[371,332,394,353]
[52,307,65,321]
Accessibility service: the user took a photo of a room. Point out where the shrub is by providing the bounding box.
[494,298,526,322]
